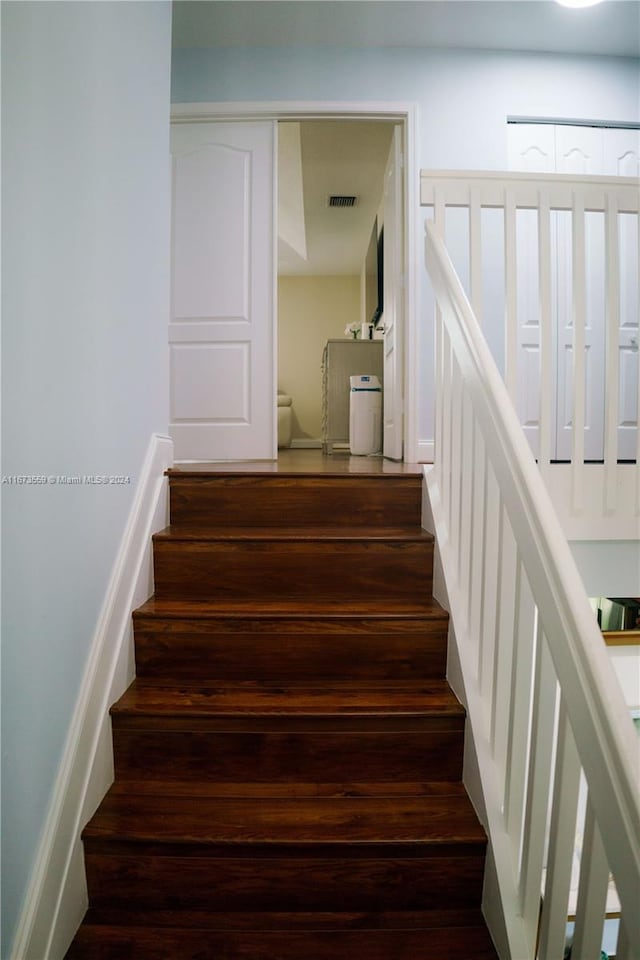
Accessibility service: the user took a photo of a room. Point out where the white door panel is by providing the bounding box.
[382,125,404,461]
[170,121,275,461]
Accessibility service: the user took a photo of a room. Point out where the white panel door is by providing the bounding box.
[604,129,640,461]
[170,121,275,460]
[382,125,404,461]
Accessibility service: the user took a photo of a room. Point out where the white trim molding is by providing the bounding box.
[171,101,421,465]
[10,434,173,960]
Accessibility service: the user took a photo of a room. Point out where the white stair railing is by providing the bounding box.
[424,216,639,959]
[421,171,640,533]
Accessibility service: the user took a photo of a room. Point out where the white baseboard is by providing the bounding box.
[11,434,173,960]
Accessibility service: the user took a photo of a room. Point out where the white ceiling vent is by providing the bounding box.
[328,195,358,208]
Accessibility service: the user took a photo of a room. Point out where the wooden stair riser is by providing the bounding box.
[112,728,464,783]
[66,923,499,960]
[83,852,486,913]
[169,476,423,529]
[152,539,434,602]
[133,616,448,682]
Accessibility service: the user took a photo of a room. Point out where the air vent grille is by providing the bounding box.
[328,195,358,208]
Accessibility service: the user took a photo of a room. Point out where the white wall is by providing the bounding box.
[570,541,640,597]
[1,2,172,954]
[172,45,639,452]
[278,276,361,441]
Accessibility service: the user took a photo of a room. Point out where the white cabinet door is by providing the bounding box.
[382,125,404,461]
[170,122,275,461]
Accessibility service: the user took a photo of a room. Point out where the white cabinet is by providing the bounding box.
[321,340,383,453]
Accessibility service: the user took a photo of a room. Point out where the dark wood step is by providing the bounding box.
[83,790,487,913]
[133,598,449,681]
[110,680,464,781]
[84,791,487,849]
[152,527,434,602]
[66,916,498,959]
[169,473,423,528]
[106,779,471,799]
[111,679,465,722]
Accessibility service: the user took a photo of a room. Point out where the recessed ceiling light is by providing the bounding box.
[556,0,604,8]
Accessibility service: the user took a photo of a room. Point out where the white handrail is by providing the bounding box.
[425,217,639,958]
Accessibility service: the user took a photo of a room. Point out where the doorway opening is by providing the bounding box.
[169,101,417,465]
[276,119,402,461]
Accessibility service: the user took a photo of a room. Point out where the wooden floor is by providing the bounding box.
[172,449,423,475]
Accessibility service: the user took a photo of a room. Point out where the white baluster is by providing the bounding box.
[460,388,475,613]
[538,703,581,960]
[538,191,553,479]
[615,916,633,960]
[470,187,483,326]
[571,796,609,960]
[451,354,463,584]
[479,458,499,711]
[504,187,518,404]
[491,510,517,788]
[604,192,620,511]
[504,564,536,848]
[572,190,587,512]
[520,631,558,952]
[470,423,487,649]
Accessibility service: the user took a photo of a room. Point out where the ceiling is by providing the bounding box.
[278,120,394,276]
[172,1,640,60]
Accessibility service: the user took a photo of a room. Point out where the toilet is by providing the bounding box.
[277,391,293,448]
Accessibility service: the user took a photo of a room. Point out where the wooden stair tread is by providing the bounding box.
[67,924,497,960]
[111,679,465,718]
[134,596,448,619]
[78,906,491,930]
[153,524,432,542]
[107,780,470,799]
[167,463,423,477]
[66,923,498,960]
[84,791,487,848]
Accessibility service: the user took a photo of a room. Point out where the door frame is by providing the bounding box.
[171,100,420,462]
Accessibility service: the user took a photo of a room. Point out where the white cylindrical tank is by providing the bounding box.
[349,375,382,456]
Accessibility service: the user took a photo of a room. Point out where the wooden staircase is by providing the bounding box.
[66,465,499,959]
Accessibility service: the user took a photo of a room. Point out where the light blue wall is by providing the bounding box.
[173,46,639,166]
[1,2,171,953]
[172,46,639,445]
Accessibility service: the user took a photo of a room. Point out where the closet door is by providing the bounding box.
[604,129,640,461]
[170,121,276,461]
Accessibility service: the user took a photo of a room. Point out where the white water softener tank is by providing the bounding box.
[349,375,382,455]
